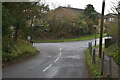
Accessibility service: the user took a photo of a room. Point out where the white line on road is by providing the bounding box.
[54,57,60,62]
[43,64,53,72]
[60,48,62,51]
[59,52,62,56]
[54,52,62,62]
[43,49,62,72]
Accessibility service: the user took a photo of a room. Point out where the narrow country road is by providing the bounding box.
[3,38,104,78]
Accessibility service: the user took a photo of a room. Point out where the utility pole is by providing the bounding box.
[117,1,120,80]
[118,2,120,53]
[99,0,106,58]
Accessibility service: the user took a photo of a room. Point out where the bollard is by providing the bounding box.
[92,49,96,64]
[88,42,91,54]
[88,42,90,49]
[109,56,112,78]
[101,52,104,75]
[88,42,93,55]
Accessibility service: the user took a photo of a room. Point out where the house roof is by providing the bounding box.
[55,6,84,14]
[55,7,101,17]
[105,13,117,18]
[60,7,84,14]
[47,6,101,20]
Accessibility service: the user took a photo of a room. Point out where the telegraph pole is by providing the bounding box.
[99,0,106,58]
[118,1,120,80]
[118,2,120,53]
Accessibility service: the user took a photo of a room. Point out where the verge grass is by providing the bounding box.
[34,34,106,43]
[86,48,101,78]
[2,39,38,63]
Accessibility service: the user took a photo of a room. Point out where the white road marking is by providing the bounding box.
[43,49,62,72]
[43,64,53,72]
[54,57,60,62]
[54,52,62,62]
[60,48,62,51]
[59,52,62,56]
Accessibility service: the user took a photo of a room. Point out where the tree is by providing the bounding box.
[2,2,49,41]
[84,4,98,34]
[108,1,120,48]
[3,2,32,41]
[75,15,89,36]
[2,2,50,61]
[2,6,15,53]
[45,7,79,38]
[117,1,120,52]
[108,1,120,79]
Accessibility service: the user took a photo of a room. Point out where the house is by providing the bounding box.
[104,13,117,25]
[97,13,118,33]
[46,7,84,21]
[45,7,101,33]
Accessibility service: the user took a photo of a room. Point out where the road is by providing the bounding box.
[3,38,104,78]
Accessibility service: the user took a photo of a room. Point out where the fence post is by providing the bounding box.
[92,49,96,64]
[90,42,92,54]
[109,56,112,78]
[101,52,104,75]
[88,42,92,55]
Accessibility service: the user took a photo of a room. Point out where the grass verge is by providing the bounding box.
[34,34,106,43]
[2,39,38,66]
[86,44,113,78]
[85,48,101,78]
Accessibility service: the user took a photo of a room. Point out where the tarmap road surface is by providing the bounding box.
[3,38,104,78]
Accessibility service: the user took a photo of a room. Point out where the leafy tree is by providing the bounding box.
[2,6,15,53]
[105,1,120,65]
[75,15,89,36]
[3,2,49,41]
[84,4,98,34]
[2,2,50,61]
[3,2,32,41]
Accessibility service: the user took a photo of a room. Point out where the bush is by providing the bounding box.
[113,53,120,64]
[104,44,120,64]
[2,39,37,62]
[2,52,12,61]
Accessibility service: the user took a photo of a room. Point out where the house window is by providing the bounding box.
[109,18,114,22]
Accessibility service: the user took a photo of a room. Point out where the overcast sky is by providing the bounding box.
[40,0,118,14]
[2,0,118,14]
